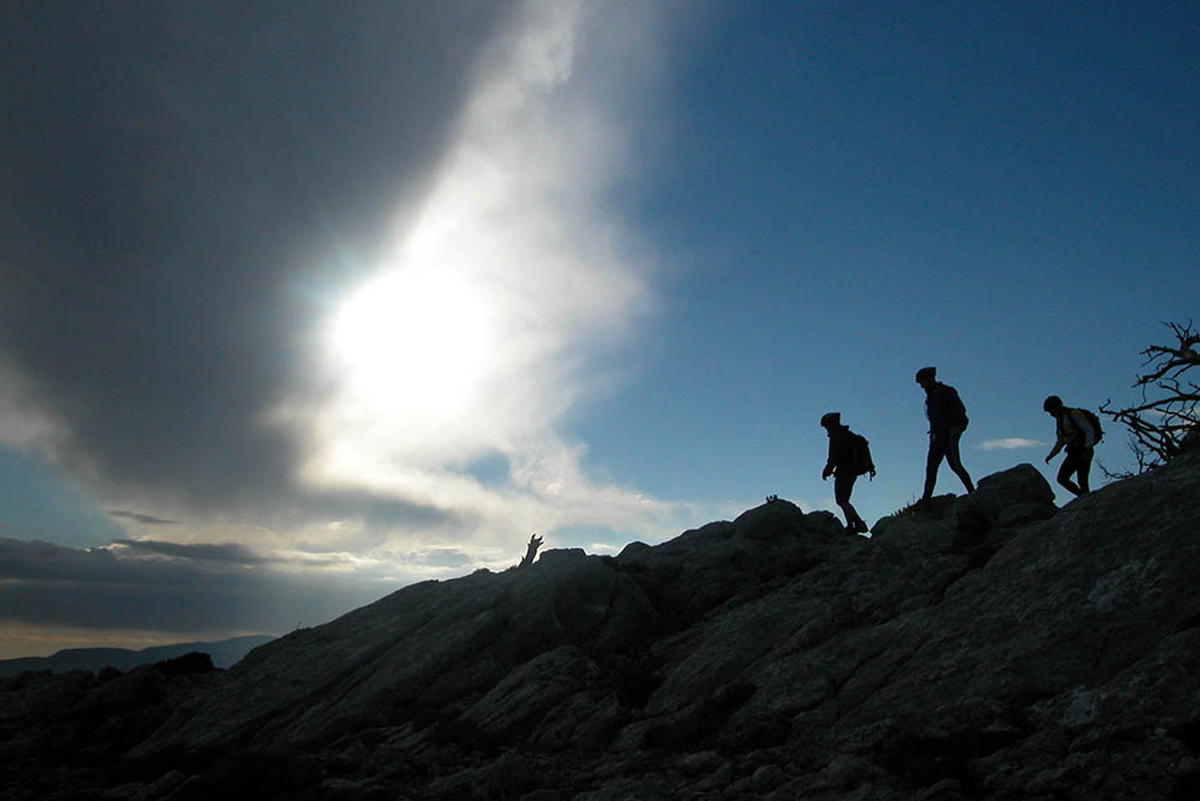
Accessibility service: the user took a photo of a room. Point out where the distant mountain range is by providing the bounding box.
[0,634,276,677]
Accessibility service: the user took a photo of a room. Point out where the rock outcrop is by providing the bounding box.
[3,453,1200,800]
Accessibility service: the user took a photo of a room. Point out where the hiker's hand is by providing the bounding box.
[1044,455,1051,464]
[821,467,831,480]
[869,468,876,479]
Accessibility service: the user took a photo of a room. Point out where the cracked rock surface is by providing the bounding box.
[3,453,1200,800]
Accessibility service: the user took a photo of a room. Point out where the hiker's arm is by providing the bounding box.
[1046,430,1065,462]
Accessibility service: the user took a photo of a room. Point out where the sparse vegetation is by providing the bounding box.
[892,497,926,518]
[1100,319,1200,476]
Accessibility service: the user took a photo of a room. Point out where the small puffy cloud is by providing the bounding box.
[978,438,1046,451]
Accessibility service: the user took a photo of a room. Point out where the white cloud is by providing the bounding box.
[978,438,1047,451]
[0,2,719,657]
[276,0,690,554]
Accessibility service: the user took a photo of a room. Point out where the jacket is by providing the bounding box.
[925,382,968,429]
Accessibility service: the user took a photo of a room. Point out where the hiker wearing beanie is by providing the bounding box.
[820,412,874,533]
[1043,395,1102,497]
[915,367,975,503]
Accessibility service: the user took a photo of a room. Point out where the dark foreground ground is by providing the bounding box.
[3,450,1200,800]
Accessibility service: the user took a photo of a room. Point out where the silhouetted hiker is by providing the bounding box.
[821,412,874,533]
[915,366,975,503]
[1043,395,1101,497]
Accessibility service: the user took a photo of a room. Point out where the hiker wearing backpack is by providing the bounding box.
[1043,395,1102,497]
[915,366,975,503]
[820,412,874,533]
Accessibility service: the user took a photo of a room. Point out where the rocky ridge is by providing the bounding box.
[2,451,1199,800]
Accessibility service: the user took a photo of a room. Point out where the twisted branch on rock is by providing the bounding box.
[1100,319,1200,475]
[518,533,543,568]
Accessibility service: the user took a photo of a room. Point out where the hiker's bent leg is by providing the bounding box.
[1057,452,1083,496]
[835,474,860,528]
[1077,448,1093,494]
[923,437,944,500]
[944,428,975,494]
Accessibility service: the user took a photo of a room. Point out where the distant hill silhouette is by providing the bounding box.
[0,634,275,678]
[2,449,1199,800]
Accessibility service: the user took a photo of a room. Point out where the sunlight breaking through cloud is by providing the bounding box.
[289,0,688,551]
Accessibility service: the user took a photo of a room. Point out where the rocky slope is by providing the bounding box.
[3,451,1199,800]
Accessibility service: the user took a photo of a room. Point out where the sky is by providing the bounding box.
[1,1,1197,659]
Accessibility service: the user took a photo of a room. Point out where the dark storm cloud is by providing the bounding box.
[0,1,517,514]
[0,537,396,633]
[109,511,179,526]
[113,538,266,565]
[0,537,127,583]
[110,537,358,569]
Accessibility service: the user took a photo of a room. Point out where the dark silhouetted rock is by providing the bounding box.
[153,651,215,679]
[4,454,1200,799]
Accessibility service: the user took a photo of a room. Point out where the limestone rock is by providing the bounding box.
[4,452,1200,799]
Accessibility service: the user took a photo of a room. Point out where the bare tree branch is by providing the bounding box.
[1101,319,1200,472]
[517,533,543,569]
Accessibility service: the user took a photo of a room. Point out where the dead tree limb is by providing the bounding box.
[518,533,543,568]
[1100,318,1200,475]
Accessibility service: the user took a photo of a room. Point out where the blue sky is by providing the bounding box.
[1,1,1197,657]
[572,2,1200,513]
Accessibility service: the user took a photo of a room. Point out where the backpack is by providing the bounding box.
[850,433,874,476]
[943,385,969,429]
[1076,408,1104,444]
[931,383,969,429]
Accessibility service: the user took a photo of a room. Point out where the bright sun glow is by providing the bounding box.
[330,264,494,420]
[287,0,692,549]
